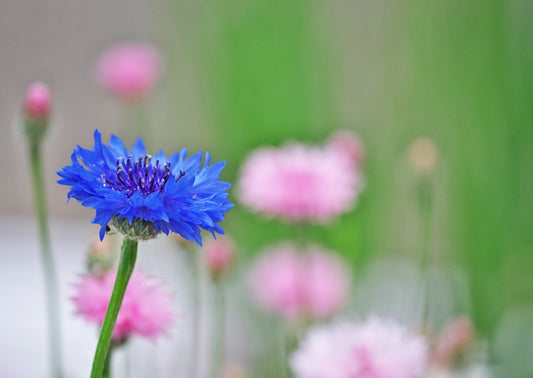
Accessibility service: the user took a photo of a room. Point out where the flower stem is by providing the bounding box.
[417,175,433,325]
[102,344,114,378]
[28,142,63,378]
[278,322,289,378]
[188,250,202,378]
[90,238,138,378]
[210,281,226,377]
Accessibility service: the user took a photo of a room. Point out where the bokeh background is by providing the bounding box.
[2,0,533,377]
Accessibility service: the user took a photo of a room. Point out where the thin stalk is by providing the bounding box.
[417,175,433,325]
[29,142,63,378]
[188,250,202,378]
[278,322,288,378]
[210,281,226,377]
[102,344,114,378]
[91,238,138,378]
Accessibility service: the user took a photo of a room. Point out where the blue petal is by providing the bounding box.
[56,130,233,245]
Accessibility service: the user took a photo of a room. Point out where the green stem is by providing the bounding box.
[29,142,63,378]
[211,281,226,377]
[102,345,114,378]
[188,250,201,378]
[278,322,288,378]
[418,175,433,325]
[90,238,138,378]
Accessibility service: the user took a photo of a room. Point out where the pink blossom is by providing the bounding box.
[96,42,162,101]
[23,82,51,120]
[203,236,235,280]
[72,271,174,341]
[306,246,351,319]
[249,244,350,320]
[291,318,428,378]
[238,140,363,223]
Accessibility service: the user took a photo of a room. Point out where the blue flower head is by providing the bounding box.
[57,130,233,244]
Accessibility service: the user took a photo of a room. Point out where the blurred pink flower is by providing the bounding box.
[291,317,428,378]
[203,236,235,280]
[249,244,350,320]
[238,140,363,223]
[23,82,51,120]
[72,271,174,341]
[96,42,162,101]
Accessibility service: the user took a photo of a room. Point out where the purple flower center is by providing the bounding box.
[102,155,183,197]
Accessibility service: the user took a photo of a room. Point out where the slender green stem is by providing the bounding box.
[211,281,226,377]
[91,238,138,378]
[29,142,63,378]
[188,250,201,378]
[418,175,433,325]
[102,345,114,378]
[278,321,288,378]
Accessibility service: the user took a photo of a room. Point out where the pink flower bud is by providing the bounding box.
[327,129,365,168]
[87,236,115,276]
[96,42,162,101]
[432,316,475,368]
[203,237,235,280]
[23,82,51,121]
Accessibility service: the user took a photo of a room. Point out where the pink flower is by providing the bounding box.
[238,140,363,223]
[291,318,428,378]
[248,244,350,320]
[203,236,235,280]
[23,82,51,120]
[96,42,162,101]
[72,271,174,341]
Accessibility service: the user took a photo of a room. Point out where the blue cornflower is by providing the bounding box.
[57,130,233,244]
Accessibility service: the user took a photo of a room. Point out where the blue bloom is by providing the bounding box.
[57,130,233,244]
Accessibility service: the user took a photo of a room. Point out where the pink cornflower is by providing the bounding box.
[238,139,363,223]
[248,244,350,320]
[72,271,174,341]
[96,42,162,101]
[291,317,428,378]
[23,82,51,120]
[203,236,235,280]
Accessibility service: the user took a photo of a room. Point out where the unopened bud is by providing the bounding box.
[432,316,475,368]
[221,363,247,378]
[87,237,115,275]
[407,137,438,174]
[23,82,51,144]
[24,82,51,121]
[203,236,235,280]
[327,129,365,168]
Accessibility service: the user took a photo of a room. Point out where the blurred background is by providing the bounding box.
[2,0,533,377]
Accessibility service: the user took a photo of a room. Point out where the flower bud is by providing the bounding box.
[407,137,439,175]
[432,316,475,368]
[327,129,365,168]
[24,82,51,121]
[87,237,115,276]
[222,364,248,378]
[203,236,235,280]
[22,82,52,144]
